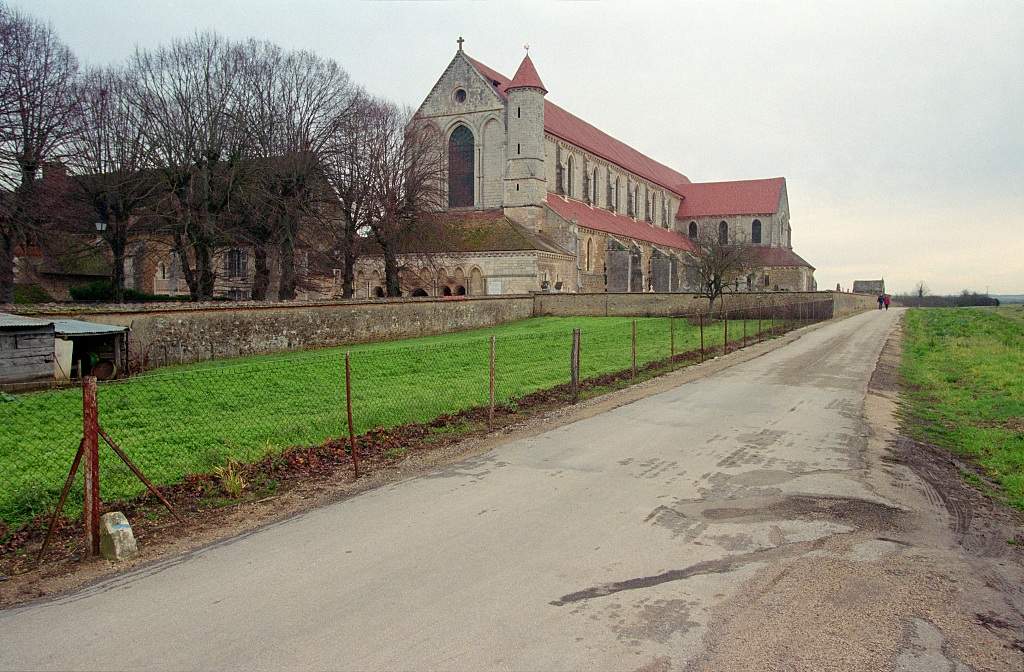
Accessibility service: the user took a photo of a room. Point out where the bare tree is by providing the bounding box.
[130,32,246,301]
[914,280,929,308]
[320,92,375,298]
[65,66,159,302]
[363,103,446,297]
[236,40,359,300]
[687,227,755,312]
[0,5,80,302]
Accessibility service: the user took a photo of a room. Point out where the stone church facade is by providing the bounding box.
[355,43,815,297]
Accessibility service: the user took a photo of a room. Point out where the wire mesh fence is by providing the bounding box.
[0,298,834,534]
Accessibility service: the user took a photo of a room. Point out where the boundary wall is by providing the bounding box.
[7,291,877,371]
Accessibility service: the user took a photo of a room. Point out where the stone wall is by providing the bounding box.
[832,292,880,317]
[533,291,876,318]
[17,296,534,370]
[8,290,877,373]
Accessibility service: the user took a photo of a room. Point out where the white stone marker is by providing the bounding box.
[99,512,138,561]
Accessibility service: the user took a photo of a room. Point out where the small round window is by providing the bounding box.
[454,88,467,103]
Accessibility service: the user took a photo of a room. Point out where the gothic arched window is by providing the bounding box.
[592,168,598,204]
[582,166,590,204]
[718,221,728,245]
[752,219,762,244]
[567,156,575,198]
[448,125,474,207]
[606,173,614,208]
[586,238,593,271]
[688,221,697,240]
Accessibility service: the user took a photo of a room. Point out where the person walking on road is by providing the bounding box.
[877,293,885,309]
[883,294,891,310]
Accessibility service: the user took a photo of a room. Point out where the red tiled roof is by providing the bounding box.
[675,178,785,218]
[546,195,696,252]
[466,56,692,196]
[748,245,814,270]
[507,55,546,93]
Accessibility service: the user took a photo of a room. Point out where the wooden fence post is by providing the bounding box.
[742,313,747,347]
[488,335,496,429]
[631,320,637,379]
[345,353,358,478]
[81,376,100,558]
[570,329,581,402]
[757,302,763,343]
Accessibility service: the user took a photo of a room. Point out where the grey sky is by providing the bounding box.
[14,0,1023,294]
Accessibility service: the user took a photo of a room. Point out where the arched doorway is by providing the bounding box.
[411,288,428,297]
[442,286,452,296]
[448,125,474,207]
[454,285,466,296]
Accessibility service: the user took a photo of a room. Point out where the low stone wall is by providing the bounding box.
[533,291,844,318]
[832,292,881,317]
[12,296,534,370]
[5,290,878,372]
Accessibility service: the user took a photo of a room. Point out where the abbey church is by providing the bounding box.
[354,41,815,298]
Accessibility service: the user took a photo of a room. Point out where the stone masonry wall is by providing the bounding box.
[16,296,533,370]
[534,291,877,318]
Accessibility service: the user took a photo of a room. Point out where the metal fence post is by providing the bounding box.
[699,312,705,362]
[631,320,637,379]
[757,301,763,343]
[344,353,358,478]
[670,317,675,357]
[82,376,100,558]
[488,335,496,429]
[723,305,729,355]
[570,329,581,402]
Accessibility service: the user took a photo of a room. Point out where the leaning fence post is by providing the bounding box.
[344,352,358,479]
[81,376,100,558]
[570,329,581,402]
[699,312,705,362]
[631,320,637,379]
[488,335,496,429]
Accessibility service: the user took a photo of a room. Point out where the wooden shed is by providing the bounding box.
[0,312,56,387]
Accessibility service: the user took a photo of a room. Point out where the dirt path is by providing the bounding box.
[1,308,1021,671]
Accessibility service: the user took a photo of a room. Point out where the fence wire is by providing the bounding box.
[0,299,833,531]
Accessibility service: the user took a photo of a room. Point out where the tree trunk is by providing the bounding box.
[278,235,296,301]
[342,218,356,299]
[172,235,199,301]
[251,245,270,301]
[111,231,126,304]
[383,243,401,297]
[195,242,216,301]
[0,231,14,304]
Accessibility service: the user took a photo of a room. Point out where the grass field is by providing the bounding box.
[902,308,1024,509]
[1,314,774,528]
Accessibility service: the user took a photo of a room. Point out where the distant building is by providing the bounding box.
[853,279,885,295]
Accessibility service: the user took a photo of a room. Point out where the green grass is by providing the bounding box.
[901,308,1024,509]
[0,314,775,528]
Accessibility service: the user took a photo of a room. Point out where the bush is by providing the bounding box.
[13,284,54,304]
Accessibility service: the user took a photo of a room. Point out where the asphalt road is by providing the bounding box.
[3,307,1021,671]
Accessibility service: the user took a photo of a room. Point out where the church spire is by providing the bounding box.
[507,53,547,94]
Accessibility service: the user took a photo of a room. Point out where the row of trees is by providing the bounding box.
[0,4,446,303]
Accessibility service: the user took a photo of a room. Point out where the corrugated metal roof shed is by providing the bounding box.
[0,312,53,329]
[51,319,127,337]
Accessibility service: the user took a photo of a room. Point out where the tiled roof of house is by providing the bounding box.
[546,195,696,252]
[748,246,814,270]
[506,54,546,93]
[675,178,785,218]
[466,55,692,196]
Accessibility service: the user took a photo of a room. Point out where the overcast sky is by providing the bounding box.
[14,0,1023,294]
